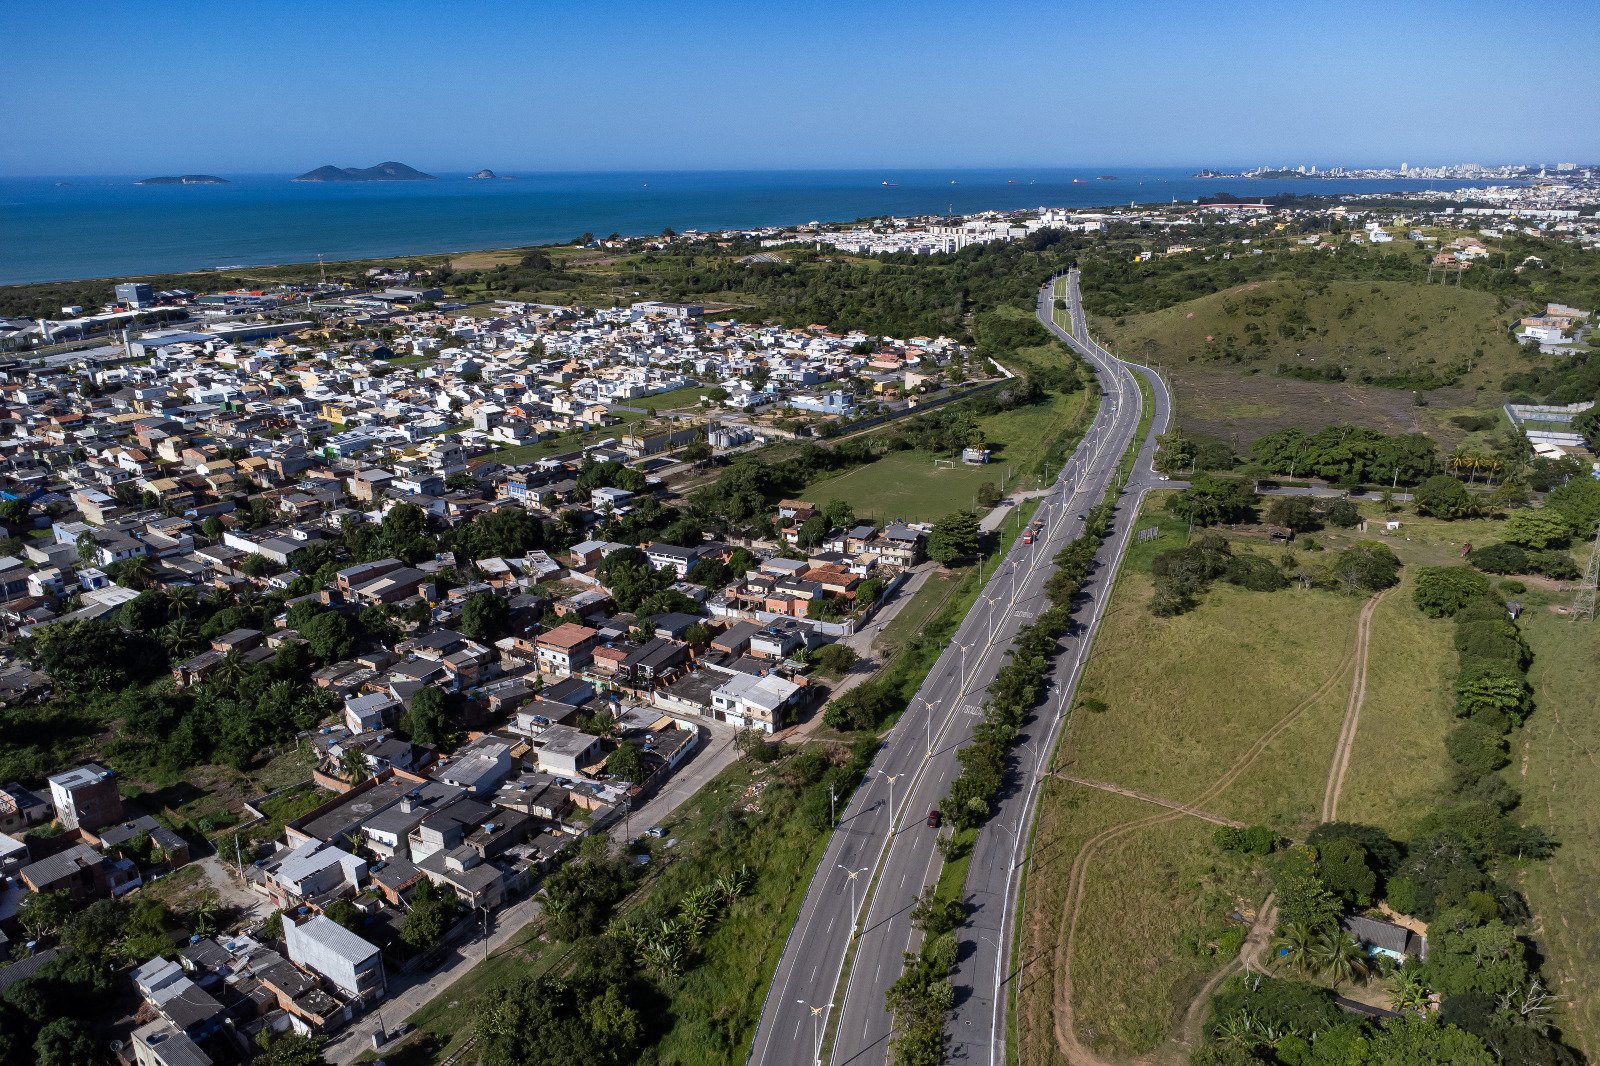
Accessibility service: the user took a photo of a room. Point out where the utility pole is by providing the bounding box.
[1575,522,1600,622]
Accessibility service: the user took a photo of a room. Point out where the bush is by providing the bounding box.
[1213,825,1277,854]
[1467,543,1528,575]
[1331,541,1402,593]
[1413,566,1492,617]
[1445,722,1511,775]
[1415,474,1474,519]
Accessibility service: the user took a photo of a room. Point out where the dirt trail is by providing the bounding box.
[1320,592,1386,822]
[1051,774,1246,829]
[1039,606,1366,1066]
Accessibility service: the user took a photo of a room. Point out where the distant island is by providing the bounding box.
[469,169,512,180]
[293,161,436,182]
[135,174,229,185]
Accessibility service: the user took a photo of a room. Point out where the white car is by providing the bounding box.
[1157,474,1170,481]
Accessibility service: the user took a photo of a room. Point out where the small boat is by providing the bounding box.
[881,180,898,187]
[1073,178,1087,184]
[1007,179,1017,185]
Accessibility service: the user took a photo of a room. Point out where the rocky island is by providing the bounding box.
[469,168,511,180]
[293,161,436,182]
[135,174,229,185]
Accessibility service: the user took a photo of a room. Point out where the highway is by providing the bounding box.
[746,270,1169,1066]
[943,271,1172,1065]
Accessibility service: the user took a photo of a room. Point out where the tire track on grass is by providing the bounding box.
[1320,592,1386,822]
[1042,610,1365,1066]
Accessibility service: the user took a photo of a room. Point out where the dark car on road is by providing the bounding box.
[927,809,942,829]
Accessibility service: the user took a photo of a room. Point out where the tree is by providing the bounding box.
[927,509,981,564]
[1501,509,1571,550]
[404,686,451,746]
[1322,498,1361,528]
[1331,541,1402,594]
[1265,496,1319,532]
[1364,1015,1495,1066]
[1166,476,1258,526]
[1467,543,1529,575]
[855,575,885,606]
[811,643,859,675]
[1317,838,1377,905]
[1310,929,1370,987]
[796,514,829,548]
[339,747,371,785]
[33,1017,100,1066]
[300,610,355,662]
[254,1029,327,1066]
[17,889,74,940]
[605,741,645,783]
[1413,566,1492,618]
[1544,477,1600,536]
[460,591,511,641]
[1272,921,1316,974]
[734,727,777,762]
[976,481,1002,508]
[400,878,458,949]
[1415,474,1474,519]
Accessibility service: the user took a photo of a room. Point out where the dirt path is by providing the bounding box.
[1051,774,1246,829]
[1040,608,1365,1066]
[1320,592,1386,822]
[1172,895,1279,1055]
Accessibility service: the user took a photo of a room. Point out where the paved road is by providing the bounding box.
[746,271,1162,1066]
[944,271,1173,1066]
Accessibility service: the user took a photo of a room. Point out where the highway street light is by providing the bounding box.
[837,864,868,934]
[796,999,831,1066]
[878,770,903,824]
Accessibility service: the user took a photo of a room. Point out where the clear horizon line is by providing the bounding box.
[0,159,1566,180]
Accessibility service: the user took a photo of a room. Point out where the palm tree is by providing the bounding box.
[166,585,197,618]
[339,747,371,785]
[118,554,154,590]
[1310,930,1370,988]
[1271,921,1316,974]
[161,617,203,658]
[1389,967,1431,1014]
[209,650,248,691]
[192,898,219,938]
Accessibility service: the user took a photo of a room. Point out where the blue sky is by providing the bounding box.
[3,0,1594,175]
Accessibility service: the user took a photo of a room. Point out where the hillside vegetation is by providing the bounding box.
[1101,279,1527,392]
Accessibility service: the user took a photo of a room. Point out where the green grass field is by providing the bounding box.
[1101,279,1525,390]
[1514,605,1600,1060]
[1015,490,1470,1063]
[798,390,1090,523]
[1329,570,1459,838]
[1096,278,1533,446]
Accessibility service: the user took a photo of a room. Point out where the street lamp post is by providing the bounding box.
[797,999,830,1066]
[879,770,902,824]
[837,864,868,935]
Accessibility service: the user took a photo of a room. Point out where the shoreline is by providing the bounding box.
[0,170,1524,288]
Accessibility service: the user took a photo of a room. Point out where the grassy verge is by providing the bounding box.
[1012,487,1409,1062]
[799,389,1091,524]
[1332,570,1459,838]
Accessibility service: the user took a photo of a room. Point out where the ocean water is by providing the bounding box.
[0,168,1490,286]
